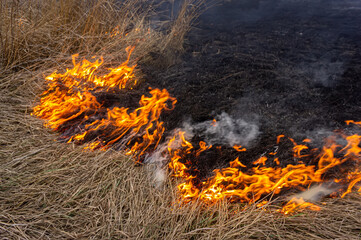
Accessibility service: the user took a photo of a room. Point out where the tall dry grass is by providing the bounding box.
[1,0,361,239]
[0,0,204,72]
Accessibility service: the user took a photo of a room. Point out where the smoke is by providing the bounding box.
[306,129,337,144]
[289,183,340,202]
[144,129,190,187]
[144,142,168,188]
[183,112,259,147]
[295,128,350,149]
[144,147,168,188]
[292,58,345,88]
[145,128,192,164]
[145,112,259,186]
[312,61,344,88]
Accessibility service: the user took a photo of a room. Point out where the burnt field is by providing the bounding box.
[138,0,361,176]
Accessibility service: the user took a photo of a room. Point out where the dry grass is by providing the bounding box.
[1,0,361,239]
[0,0,204,72]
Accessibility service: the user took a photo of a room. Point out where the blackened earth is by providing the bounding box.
[110,1,361,179]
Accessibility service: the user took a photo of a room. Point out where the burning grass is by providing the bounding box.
[1,82,361,239]
[1,0,361,239]
[166,128,361,213]
[28,46,361,214]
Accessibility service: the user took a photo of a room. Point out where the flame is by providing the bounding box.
[168,126,361,214]
[253,156,268,166]
[233,145,247,152]
[44,46,136,92]
[70,88,176,157]
[33,47,137,130]
[196,141,212,157]
[33,47,176,160]
[32,46,361,216]
[279,197,321,215]
[33,89,101,129]
[230,157,246,168]
[346,120,361,126]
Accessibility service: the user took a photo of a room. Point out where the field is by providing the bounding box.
[1,0,361,239]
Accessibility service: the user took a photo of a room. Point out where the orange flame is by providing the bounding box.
[32,47,361,215]
[33,48,176,160]
[33,48,137,128]
[233,145,247,152]
[168,126,361,214]
[71,88,176,157]
[279,197,321,215]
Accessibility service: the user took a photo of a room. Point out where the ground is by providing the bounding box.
[140,0,361,175]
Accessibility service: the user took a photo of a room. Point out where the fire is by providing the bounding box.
[43,46,137,92]
[69,88,176,157]
[33,47,176,160]
[233,145,246,152]
[32,46,361,215]
[279,197,321,215]
[33,47,137,129]
[167,124,361,214]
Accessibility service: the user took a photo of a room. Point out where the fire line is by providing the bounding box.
[32,48,361,215]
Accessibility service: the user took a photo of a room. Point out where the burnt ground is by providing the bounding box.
[139,1,361,178]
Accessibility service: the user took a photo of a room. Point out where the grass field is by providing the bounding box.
[1,1,361,239]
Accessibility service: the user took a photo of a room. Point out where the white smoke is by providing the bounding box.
[289,183,340,202]
[311,60,344,87]
[153,166,167,188]
[145,112,259,187]
[300,128,348,148]
[144,142,169,188]
[144,129,190,187]
[183,112,259,147]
